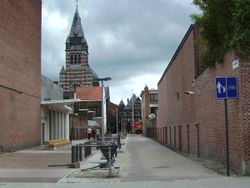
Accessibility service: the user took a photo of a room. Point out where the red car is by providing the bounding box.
[134,122,142,134]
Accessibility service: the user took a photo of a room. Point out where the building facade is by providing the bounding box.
[118,100,126,133]
[157,25,250,175]
[107,102,119,133]
[41,76,71,143]
[0,0,41,152]
[122,94,142,133]
[140,86,158,136]
[59,6,99,99]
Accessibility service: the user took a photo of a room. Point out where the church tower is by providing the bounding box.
[59,5,99,99]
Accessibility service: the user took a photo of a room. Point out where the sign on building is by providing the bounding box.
[215,77,238,99]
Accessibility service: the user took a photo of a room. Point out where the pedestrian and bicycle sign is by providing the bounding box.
[215,77,238,99]
[215,76,238,176]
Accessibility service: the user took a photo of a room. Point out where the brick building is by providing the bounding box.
[59,6,99,99]
[0,0,41,151]
[140,85,158,136]
[107,102,119,133]
[157,24,250,175]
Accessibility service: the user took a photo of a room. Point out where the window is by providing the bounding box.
[71,55,73,64]
[74,54,77,64]
[150,94,158,101]
[150,107,157,114]
[78,54,81,63]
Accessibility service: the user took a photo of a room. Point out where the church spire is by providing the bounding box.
[68,5,84,38]
[65,3,88,53]
[76,0,79,10]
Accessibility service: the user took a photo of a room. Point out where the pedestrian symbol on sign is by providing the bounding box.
[216,81,226,94]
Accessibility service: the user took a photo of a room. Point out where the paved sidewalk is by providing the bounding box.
[0,135,250,187]
[0,141,86,182]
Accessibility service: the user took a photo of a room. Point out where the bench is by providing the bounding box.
[45,139,71,149]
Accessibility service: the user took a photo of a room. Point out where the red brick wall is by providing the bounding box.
[239,59,250,174]
[69,115,88,140]
[158,25,250,174]
[0,0,41,151]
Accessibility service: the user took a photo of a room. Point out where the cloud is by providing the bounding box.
[42,0,199,104]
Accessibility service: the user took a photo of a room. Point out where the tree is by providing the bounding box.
[192,0,250,67]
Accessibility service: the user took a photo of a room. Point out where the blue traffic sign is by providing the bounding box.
[216,77,238,99]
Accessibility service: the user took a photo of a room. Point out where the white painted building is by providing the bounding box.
[41,76,79,143]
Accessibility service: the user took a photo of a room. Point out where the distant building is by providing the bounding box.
[59,6,99,99]
[75,87,110,136]
[0,0,41,152]
[123,94,142,133]
[140,86,158,136]
[118,100,126,133]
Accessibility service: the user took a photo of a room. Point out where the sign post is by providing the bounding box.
[215,77,238,176]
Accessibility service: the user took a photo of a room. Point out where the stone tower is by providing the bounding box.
[59,6,99,99]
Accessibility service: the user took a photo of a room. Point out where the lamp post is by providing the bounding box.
[131,90,135,134]
[70,75,80,141]
[98,77,111,142]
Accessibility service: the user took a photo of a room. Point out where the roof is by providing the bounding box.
[59,66,66,75]
[41,99,99,105]
[66,6,88,52]
[41,99,81,112]
[69,7,84,38]
[158,24,194,85]
[125,94,141,110]
[41,99,80,105]
[119,100,125,106]
[86,64,99,80]
[76,87,102,101]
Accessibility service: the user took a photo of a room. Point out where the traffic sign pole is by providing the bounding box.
[224,99,230,176]
[216,77,238,176]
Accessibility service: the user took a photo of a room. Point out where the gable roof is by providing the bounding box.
[76,87,102,101]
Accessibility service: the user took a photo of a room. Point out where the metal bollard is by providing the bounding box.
[75,145,79,162]
[118,135,121,149]
[79,146,82,161]
[71,145,76,163]
[84,146,90,158]
[108,146,112,176]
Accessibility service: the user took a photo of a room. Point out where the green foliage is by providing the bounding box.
[230,0,250,57]
[192,0,250,67]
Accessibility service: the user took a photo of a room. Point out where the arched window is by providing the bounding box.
[78,54,81,64]
[71,55,73,64]
[74,54,77,64]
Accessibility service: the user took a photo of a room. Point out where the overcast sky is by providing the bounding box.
[42,0,199,104]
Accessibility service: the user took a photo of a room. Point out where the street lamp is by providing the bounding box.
[131,90,135,134]
[70,75,80,141]
[98,77,111,87]
[98,77,111,142]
